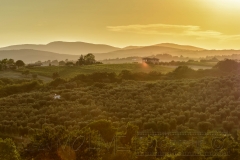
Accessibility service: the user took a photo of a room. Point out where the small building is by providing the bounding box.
[142,57,159,64]
[54,94,61,100]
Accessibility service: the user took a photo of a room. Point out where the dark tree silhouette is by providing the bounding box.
[15,60,25,68]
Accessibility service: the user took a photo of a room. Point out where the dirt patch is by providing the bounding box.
[0,71,52,83]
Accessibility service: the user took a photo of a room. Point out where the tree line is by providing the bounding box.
[0,58,25,70]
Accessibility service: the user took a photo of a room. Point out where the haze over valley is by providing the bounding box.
[1,41,240,63]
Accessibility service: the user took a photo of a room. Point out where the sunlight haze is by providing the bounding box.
[1,0,240,49]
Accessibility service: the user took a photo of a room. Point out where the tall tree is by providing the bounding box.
[1,59,8,70]
[15,60,25,68]
[59,60,66,66]
[78,54,85,65]
[84,53,96,65]
[7,59,15,65]
[1,59,8,65]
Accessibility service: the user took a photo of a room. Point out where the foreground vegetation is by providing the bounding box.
[1,59,240,159]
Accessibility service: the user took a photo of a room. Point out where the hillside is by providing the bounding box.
[95,46,183,60]
[0,49,79,63]
[155,43,205,51]
[0,41,120,55]
[97,47,240,60]
[121,46,143,50]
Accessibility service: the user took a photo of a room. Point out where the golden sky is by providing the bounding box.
[1,0,240,49]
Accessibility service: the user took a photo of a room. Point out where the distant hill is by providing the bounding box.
[0,49,79,63]
[154,43,205,51]
[95,46,182,60]
[1,42,240,62]
[96,47,240,60]
[0,42,204,57]
[121,46,143,50]
[0,41,120,55]
[95,43,206,60]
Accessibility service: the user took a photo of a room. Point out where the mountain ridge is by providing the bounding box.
[0,49,79,63]
[1,41,240,62]
[154,43,205,51]
[0,41,120,55]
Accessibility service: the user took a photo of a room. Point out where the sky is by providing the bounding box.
[1,0,240,49]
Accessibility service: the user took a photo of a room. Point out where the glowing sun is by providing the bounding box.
[212,0,240,8]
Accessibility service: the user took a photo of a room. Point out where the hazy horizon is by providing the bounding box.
[1,40,240,51]
[0,41,206,50]
[1,0,240,49]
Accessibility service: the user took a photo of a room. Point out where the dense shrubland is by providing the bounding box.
[1,59,240,159]
[1,74,240,134]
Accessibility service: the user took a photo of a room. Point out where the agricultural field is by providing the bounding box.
[19,64,175,79]
[0,70,52,82]
[19,63,215,80]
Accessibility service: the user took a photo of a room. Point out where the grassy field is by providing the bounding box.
[3,63,214,81]
[0,71,52,82]
[19,64,175,79]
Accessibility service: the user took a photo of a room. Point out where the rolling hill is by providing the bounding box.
[96,47,240,60]
[95,46,182,60]
[1,42,240,62]
[0,49,79,63]
[154,43,205,51]
[0,41,120,55]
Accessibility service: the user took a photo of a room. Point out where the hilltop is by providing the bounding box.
[0,49,79,63]
[0,41,120,55]
[154,43,205,51]
[96,46,240,60]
